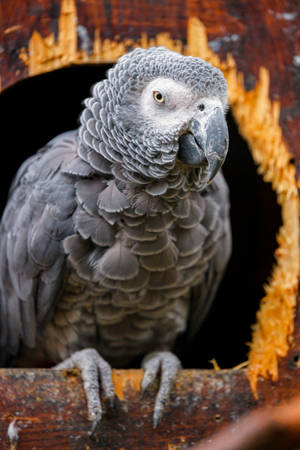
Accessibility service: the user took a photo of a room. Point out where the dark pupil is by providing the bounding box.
[156,93,162,100]
[199,104,205,111]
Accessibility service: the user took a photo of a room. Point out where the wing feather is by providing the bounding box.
[0,130,79,363]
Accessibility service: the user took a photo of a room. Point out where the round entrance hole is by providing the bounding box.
[0,64,282,369]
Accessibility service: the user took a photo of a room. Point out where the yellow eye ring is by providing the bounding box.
[153,91,165,104]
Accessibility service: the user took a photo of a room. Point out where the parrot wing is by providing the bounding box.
[0,131,80,364]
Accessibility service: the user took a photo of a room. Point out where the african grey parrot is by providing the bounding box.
[0,47,231,430]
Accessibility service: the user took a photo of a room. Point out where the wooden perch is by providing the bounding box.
[1,367,300,449]
[0,368,252,449]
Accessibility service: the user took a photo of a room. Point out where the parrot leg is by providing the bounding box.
[54,348,115,435]
[141,351,181,428]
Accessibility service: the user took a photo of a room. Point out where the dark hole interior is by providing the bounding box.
[0,64,282,369]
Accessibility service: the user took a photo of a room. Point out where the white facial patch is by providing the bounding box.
[140,78,197,132]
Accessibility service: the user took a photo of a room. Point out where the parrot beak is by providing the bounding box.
[177,107,229,182]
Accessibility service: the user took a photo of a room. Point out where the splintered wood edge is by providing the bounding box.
[9,0,300,394]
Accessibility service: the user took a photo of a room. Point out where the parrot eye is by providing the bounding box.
[153,91,165,104]
[198,104,205,111]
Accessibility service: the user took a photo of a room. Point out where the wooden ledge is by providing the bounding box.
[0,368,250,449]
[0,367,299,449]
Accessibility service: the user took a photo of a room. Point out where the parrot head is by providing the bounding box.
[137,75,229,184]
[80,47,229,187]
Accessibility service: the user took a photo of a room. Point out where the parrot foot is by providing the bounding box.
[54,348,115,435]
[141,351,181,428]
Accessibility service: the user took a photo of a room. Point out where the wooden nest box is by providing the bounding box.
[0,0,299,448]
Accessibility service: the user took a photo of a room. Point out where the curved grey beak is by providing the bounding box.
[177,108,229,182]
